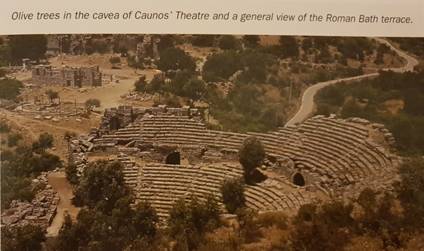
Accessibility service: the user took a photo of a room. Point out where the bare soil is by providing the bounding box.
[46,171,80,237]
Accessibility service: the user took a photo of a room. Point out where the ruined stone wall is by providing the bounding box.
[32,65,102,87]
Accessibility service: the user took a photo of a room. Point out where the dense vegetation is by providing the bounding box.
[238,136,266,183]
[220,178,246,213]
[6,35,47,64]
[0,78,23,100]
[315,70,424,155]
[134,35,387,132]
[1,224,46,251]
[390,38,424,58]
[168,196,221,251]
[56,160,160,251]
[1,132,61,209]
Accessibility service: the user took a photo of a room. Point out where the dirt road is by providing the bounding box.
[46,172,79,237]
[285,38,419,126]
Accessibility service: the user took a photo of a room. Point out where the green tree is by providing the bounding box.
[134,75,147,92]
[0,79,23,100]
[221,178,246,213]
[182,78,206,101]
[243,35,260,48]
[238,136,266,179]
[157,35,175,51]
[157,47,196,72]
[74,160,130,213]
[291,202,354,251]
[0,43,12,66]
[279,36,299,58]
[191,35,216,47]
[45,89,59,104]
[218,35,240,50]
[8,35,47,64]
[133,201,159,239]
[32,132,54,152]
[168,196,221,250]
[301,38,313,53]
[1,175,34,209]
[202,50,241,82]
[1,224,45,251]
[65,163,79,185]
[397,157,424,228]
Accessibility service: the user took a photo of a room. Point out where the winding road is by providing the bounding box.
[285,38,419,127]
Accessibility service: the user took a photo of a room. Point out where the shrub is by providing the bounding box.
[85,98,101,109]
[221,178,246,214]
[256,212,288,229]
[32,132,54,152]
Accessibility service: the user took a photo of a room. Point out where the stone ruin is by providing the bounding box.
[32,65,102,88]
[1,172,59,230]
[69,106,401,219]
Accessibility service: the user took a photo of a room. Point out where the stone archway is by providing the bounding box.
[293,172,305,186]
[166,152,181,165]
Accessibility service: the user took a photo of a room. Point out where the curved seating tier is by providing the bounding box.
[137,163,308,219]
[95,114,397,194]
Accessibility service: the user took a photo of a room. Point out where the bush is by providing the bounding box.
[109,56,121,64]
[221,179,246,214]
[65,164,79,185]
[32,132,54,152]
[236,208,261,242]
[134,76,147,92]
[7,133,22,147]
[256,211,288,229]
[85,98,101,109]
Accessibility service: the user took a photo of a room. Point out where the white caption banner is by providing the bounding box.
[0,0,423,37]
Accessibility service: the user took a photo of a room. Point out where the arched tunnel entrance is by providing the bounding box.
[166,152,181,165]
[293,173,305,186]
[109,116,121,130]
